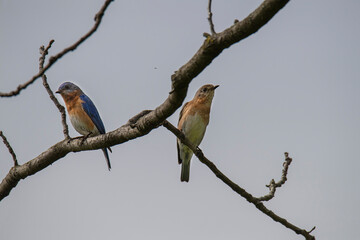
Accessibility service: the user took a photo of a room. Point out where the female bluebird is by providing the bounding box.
[177,84,219,182]
[56,82,112,170]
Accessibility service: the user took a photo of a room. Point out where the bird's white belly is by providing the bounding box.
[69,114,98,136]
[183,113,207,146]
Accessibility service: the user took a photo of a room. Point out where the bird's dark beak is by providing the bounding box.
[213,85,219,90]
[55,90,61,94]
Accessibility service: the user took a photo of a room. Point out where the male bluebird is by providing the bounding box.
[56,82,112,170]
[177,84,219,182]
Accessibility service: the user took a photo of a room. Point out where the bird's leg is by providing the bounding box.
[80,132,92,145]
[67,136,83,144]
[66,133,92,144]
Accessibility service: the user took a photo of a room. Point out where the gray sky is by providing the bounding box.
[1,0,359,239]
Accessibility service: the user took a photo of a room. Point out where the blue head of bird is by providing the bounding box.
[56,82,83,99]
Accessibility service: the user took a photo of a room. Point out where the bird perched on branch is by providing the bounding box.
[177,84,219,182]
[56,82,112,170]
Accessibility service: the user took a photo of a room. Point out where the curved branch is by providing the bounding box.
[0,0,290,203]
[207,0,216,35]
[139,0,290,132]
[257,152,292,201]
[162,120,315,240]
[0,0,114,97]
[39,41,70,140]
[0,131,18,166]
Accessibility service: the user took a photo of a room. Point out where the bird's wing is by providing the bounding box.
[80,94,106,134]
[177,138,182,164]
[178,101,190,127]
[177,101,190,164]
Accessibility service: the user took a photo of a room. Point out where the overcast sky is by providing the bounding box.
[1,0,359,239]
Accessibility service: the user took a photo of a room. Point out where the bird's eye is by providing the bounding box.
[64,85,69,90]
[202,87,208,92]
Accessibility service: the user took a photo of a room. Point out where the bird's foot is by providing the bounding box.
[67,136,82,144]
[66,134,92,145]
[80,132,92,145]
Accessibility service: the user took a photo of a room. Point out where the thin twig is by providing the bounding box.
[0,131,18,166]
[207,0,216,35]
[162,120,315,240]
[257,152,292,201]
[39,41,70,140]
[0,0,291,207]
[0,0,114,98]
[308,226,316,234]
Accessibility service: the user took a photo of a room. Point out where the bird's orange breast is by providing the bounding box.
[65,95,96,135]
[178,99,210,130]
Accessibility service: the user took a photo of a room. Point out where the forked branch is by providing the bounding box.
[162,120,315,240]
[0,0,114,97]
[207,0,216,35]
[39,41,70,139]
[257,152,292,201]
[0,0,292,212]
[0,131,18,166]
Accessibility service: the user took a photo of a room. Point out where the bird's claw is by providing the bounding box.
[80,132,92,145]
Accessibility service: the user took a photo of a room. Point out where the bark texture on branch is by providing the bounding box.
[0,0,290,202]
[0,0,114,97]
[162,120,315,240]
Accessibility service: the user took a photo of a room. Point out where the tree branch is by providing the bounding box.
[0,0,290,205]
[0,131,18,166]
[257,152,292,201]
[39,40,70,140]
[0,0,114,97]
[170,0,289,93]
[161,120,315,240]
[207,0,216,35]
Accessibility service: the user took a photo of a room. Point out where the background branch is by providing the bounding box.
[1,0,355,238]
[257,152,292,201]
[0,0,114,98]
[39,40,70,140]
[0,131,18,166]
[0,0,290,204]
[207,0,216,35]
[162,120,315,240]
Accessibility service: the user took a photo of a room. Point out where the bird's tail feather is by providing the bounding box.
[102,148,112,171]
[181,160,190,182]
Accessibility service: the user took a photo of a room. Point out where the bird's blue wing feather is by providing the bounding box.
[80,94,106,134]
